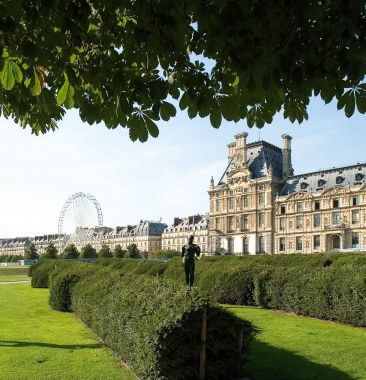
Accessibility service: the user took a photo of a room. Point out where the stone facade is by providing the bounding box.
[209,133,366,255]
[0,221,167,257]
[162,215,209,254]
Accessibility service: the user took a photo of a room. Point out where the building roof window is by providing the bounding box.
[336,176,344,184]
[300,182,308,190]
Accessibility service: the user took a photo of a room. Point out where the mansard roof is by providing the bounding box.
[219,140,283,184]
[246,141,283,179]
[164,214,208,233]
[280,163,366,195]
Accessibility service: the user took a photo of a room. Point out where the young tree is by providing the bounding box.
[43,243,58,259]
[0,2,365,139]
[126,244,140,259]
[98,244,112,258]
[63,244,79,259]
[80,244,97,259]
[113,244,125,258]
[24,243,39,260]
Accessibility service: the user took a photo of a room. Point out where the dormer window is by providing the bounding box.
[336,176,344,184]
[300,182,308,190]
[318,179,326,188]
[355,173,363,182]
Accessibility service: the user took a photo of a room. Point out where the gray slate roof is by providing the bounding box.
[246,141,283,179]
[280,163,366,195]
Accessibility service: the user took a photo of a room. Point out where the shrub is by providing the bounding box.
[164,254,366,326]
[96,257,168,276]
[30,259,68,288]
[71,267,253,380]
[48,262,95,311]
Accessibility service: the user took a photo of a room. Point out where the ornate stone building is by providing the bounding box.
[208,133,366,255]
[162,215,209,254]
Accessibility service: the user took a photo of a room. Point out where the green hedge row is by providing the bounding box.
[48,263,252,380]
[165,255,366,326]
[96,257,168,276]
[30,259,69,288]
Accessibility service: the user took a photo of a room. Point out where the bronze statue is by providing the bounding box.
[182,235,201,290]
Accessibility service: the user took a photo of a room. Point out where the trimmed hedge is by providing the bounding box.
[164,254,366,326]
[96,257,168,276]
[30,259,69,288]
[71,268,252,380]
[48,262,95,311]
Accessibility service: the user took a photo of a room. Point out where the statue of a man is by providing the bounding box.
[182,235,201,290]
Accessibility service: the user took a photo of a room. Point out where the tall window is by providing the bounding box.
[258,193,265,206]
[352,210,360,224]
[313,213,321,227]
[332,211,340,225]
[314,201,320,210]
[243,195,249,208]
[216,218,221,230]
[215,199,221,212]
[279,217,286,230]
[333,198,339,208]
[296,202,304,212]
[279,237,285,252]
[313,235,320,250]
[242,214,249,230]
[281,204,286,214]
[258,236,264,253]
[243,237,249,254]
[296,236,303,251]
[228,216,234,232]
[296,215,303,229]
[228,238,234,254]
[353,195,360,206]
[229,198,234,210]
[258,212,265,227]
[352,232,359,248]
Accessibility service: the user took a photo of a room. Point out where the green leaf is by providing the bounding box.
[145,116,159,138]
[0,60,15,90]
[355,90,366,114]
[10,61,23,83]
[179,91,190,110]
[57,78,74,108]
[210,106,222,128]
[160,101,176,121]
[24,77,31,88]
[344,93,355,118]
[30,68,41,96]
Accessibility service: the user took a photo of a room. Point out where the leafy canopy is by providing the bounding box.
[0,1,365,141]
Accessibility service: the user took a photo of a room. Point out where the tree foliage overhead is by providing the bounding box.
[1,1,365,141]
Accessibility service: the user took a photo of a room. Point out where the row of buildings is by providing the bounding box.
[1,133,366,256]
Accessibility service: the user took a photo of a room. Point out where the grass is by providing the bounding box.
[0,266,29,276]
[229,305,366,380]
[0,275,29,282]
[0,283,137,380]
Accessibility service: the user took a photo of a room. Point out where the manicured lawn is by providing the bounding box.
[0,267,29,276]
[229,305,366,380]
[0,275,29,282]
[0,283,137,380]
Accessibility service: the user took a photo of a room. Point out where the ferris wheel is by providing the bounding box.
[58,192,103,249]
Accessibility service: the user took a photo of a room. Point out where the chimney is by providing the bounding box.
[234,132,248,166]
[281,134,294,179]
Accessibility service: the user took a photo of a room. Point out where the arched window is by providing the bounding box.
[242,237,249,255]
[227,237,234,254]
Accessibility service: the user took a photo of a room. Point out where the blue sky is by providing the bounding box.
[0,96,364,237]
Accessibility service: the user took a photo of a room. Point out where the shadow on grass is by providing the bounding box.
[0,340,103,350]
[244,339,355,380]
